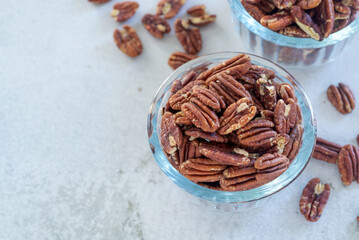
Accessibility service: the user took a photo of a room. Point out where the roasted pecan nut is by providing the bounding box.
[208,73,252,106]
[277,83,297,102]
[192,86,226,112]
[160,112,183,165]
[218,98,257,135]
[179,138,202,164]
[174,111,192,125]
[113,25,143,57]
[199,141,251,166]
[282,124,303,161]
[142,14,171,39]
[260,11,294,31]
[198,54,251,82]
[291,6,323,41]
[317,0,335,38]
[279,25,310,37]
[111,2,139,22]
[297,0,322,9]
[335,2,352,14]
[89,0,110,4]
[312,137,342,163]
[198,182,224,191]
[242,1,267,21]
[156,0,186,19]
[255,77,277,111]
[327,83,355,114]
[274,98,297,134]
[338,144,359,185]
[272,0,297,9]
[258,0,277,13]
[179,158,227,182]
[189,14,217,27]
[187,4,206,16]
[300,178,330,222]
[185,127,228,143]
[168,51,198,69]
[168,73,200,110]
[174,19,202,54]
[254,152,289,183]
[181,97,220,132]
[259,109,275,121]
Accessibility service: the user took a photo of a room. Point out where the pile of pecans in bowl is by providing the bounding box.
[160,54,304,191]
[241,0,359,40]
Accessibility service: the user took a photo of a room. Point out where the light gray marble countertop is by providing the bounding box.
[1,0,359,239]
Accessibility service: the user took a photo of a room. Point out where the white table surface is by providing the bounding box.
[1,0,359,239]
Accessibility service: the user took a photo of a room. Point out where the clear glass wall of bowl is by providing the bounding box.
[228,0,359,68]
[147,52,317,212]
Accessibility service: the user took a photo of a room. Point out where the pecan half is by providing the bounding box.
[260,11,294,31]
[198,54,252,83]
[187,4,206,16]
[338,144,359,185]
[239,64,276,83]
[174,111,192,125]
[199,141,251,166]
[277,83,297,102]
[317,0,335,38]
[185,127,228,143]
[174,19,202,54]
[218,98,257,135]
[279,25,310,37]
[291,6,323,40]
[274,98,297,134]
[168,73,200,110]
[179,138,202,164]
[192,86,226,112]
[272,0,297,9]
[160,112,183,164]
[258,0,277,13]
[208,73,252,106]
[242,1,267,21]
[111,2,139,22]
[189,14,217,27]
[282,124,303,161]
[181,97,220,132]
[168,51,198,69]
[327,83,355,114]
[335,2,352,14]
[297,0,322,9]
[300,178,330,222]
[254,152,290,184]
[156,0,186,19]
[142,14,171,39]
[312,137,342,163]
[255,77,277,111]
[198,182,224,191]
[89,0,110,4]
[113,25,143,57]
[179,158,227,182]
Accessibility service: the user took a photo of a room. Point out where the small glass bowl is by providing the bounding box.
[147,52,317,212]
[228,0,359,68]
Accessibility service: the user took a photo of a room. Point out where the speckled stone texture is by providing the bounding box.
[0,0,359,239]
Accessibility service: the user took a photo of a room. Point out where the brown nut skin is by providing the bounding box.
[260,11,294,31]
[168,77,202,111]
[168,52,198,70]
[89,0,111,4]
[279,25,310,37]
[274,98,298,134]
[327,83,355,114]
[189,14,217,27]
[242,1,266,21]
[312,137,342,164]
[187,5,206,16]
[185,127,228,143]
[174,19,202,54]
[300,178,330,222]
[338,144,359,185]
[111,2,139,22]
[142,14,171,39]
[297,0,322,9]
[156,0,186,19]
[272,0,297,9]
[317,0,335,38]
[179,138,202,164]
[282,124,303,161]
[291,6,324,41]
[113,25,143,57]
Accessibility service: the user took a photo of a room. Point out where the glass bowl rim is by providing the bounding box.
[229,0,359,48]
[147,51,317,203]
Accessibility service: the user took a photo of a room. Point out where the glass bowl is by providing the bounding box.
[147,52,317,212]
[228,0,359,68]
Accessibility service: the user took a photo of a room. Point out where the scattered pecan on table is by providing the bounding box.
[156,0,186,19]
[327,83,356,114]
[113,25,143,57]
[110,2,139,22]
[174,19,202,54]
[168,52,198,69]
[313,137,342,164]
[300,178,330,222]
[142,14,171,39]
[160,54,303,191]
[88,0,111,4]
[337,144,359,186]
[187,4,217,27]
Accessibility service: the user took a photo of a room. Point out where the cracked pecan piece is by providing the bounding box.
[185,127,228,143]
[208,73,252,106]
[156,0,186,19]
[297,0,322,9]
[199,141,251,166]
[179,138,202,164]
[168,52,198,69]
[291,6,323,41]
[260,11,294,31]
[254,152,290,183]
[338,144,359,185]
[279,25,310,37]
[218,98,257,135]
[187,4,206,16]
[142,14,171,39]
[313,137,342,164]
[255,77,278,111]
[272,0,297,9]
[111,2,139,22]
[274,98,297,134]
[113,25,143,57]
[175,19,202,54]
[192,86,226,112]
[179,158,227,182]
[300,178,330,222]
[282,124,303,161]
[327,83,355,114]
[317,0,335,38]
[242,1,267,21]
